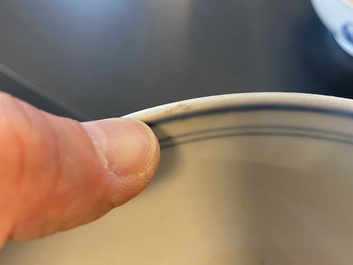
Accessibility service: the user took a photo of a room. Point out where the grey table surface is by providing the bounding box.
[0,0,353,120]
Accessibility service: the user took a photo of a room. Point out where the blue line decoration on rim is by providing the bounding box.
[145,102,353,149]
[147,103,353,126]
[158,125,353,149]
[342,22,353,44]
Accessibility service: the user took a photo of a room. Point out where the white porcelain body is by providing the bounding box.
[311,0,353,56]
[2,93,353,264]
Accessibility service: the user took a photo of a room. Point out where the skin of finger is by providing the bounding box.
[0,93,160,243]
[82,119,161,207]
[0,94,108,241]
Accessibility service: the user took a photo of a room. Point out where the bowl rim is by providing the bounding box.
[125,93,353,124]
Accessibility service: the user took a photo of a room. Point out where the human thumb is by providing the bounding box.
[0,93,160,246]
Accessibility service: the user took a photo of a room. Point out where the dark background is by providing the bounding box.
[0,0,352,121]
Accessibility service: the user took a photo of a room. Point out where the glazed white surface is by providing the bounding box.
[311,0,353,56]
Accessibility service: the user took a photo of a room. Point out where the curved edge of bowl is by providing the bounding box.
[124,93,353,124]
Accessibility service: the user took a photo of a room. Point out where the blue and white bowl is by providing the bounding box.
[311,0,353,56]
[2,93,353,264]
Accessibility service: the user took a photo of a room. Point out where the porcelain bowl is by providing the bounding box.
[2,93,353,264]
[311,0,353,56]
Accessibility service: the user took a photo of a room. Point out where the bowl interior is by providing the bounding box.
[2,93,353,264]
